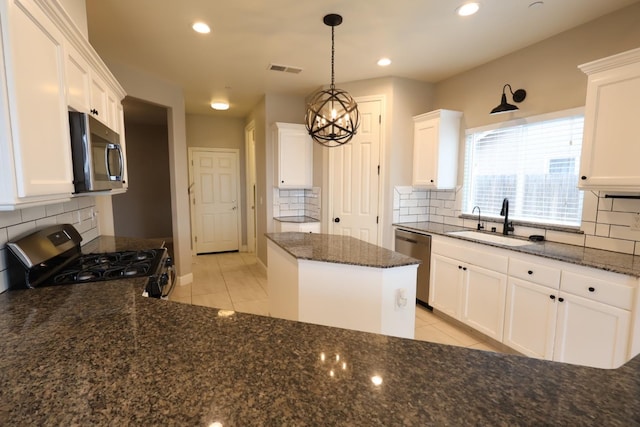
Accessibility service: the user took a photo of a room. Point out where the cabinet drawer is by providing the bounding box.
[509,257,560,289]
[561,270,635,310]
[433,238,508,273]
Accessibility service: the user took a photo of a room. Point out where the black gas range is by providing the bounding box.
[6,224,174,298]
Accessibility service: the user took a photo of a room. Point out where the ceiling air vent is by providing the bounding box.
[268,63,303,74]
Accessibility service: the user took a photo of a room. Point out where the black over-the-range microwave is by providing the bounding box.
[68,111,124,193]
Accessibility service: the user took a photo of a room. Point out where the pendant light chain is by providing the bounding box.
[330,25,335,89]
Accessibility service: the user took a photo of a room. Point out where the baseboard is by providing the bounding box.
[177,272,193,286]
[256,257,267,275]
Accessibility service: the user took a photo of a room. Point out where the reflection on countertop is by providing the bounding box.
[0,273,639,425]
[395,221,640,277]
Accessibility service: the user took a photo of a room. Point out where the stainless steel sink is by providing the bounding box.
[446,230,532,247]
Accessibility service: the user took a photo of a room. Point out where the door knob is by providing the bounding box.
[334,217,340,223]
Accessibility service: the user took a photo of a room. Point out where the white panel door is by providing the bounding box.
[329,100,381,244]
[193,150,240,254]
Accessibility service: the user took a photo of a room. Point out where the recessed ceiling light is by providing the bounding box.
[192,22,211,34]
[377,58,392,67]
[211,102,229,111]
[456,2,480,16]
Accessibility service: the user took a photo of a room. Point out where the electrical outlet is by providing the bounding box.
[631,213,640,232]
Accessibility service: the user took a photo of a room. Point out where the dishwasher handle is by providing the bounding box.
[396,235,419,244]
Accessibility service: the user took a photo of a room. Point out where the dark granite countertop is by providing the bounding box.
[395,221,640,277]
[0,276,639,425]
[266,232,420,268]
[273,216,320,223]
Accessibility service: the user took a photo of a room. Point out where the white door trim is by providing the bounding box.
[188,147,242,254]
[244,121,256,253]
[326,95,386,246]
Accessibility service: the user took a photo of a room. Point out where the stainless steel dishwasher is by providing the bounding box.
[395,229,432,309]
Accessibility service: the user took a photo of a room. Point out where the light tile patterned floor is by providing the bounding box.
[170,251,503,353]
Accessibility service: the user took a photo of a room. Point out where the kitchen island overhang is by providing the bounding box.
[266,232,421,339]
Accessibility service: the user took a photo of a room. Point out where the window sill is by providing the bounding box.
[459,214,584,235]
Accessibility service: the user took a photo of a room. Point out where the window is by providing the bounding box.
[463,109,585,227]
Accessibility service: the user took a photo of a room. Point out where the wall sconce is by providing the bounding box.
[490,84,527,115]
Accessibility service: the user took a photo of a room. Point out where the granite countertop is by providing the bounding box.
[273,216,320,223]
[0,277,639,425]
[395,221,640,277]
[266,232,420,268]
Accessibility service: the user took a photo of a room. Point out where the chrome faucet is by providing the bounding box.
[500,198,514,235]
[472,206,483,231]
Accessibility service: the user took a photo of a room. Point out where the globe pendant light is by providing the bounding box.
[305,14,360,147]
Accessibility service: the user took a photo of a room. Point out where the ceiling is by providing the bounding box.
[86,0,638,119]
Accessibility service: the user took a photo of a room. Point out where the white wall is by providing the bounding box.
[104,61,193,284]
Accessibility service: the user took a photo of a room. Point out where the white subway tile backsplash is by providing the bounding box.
[610,225,640,241]
[596,211,633,226]
[546,230,586,247]
[585,235,634,254]
[21,206,46,222]
[581,191,598,222]
[598,196,613,212]
[612,198,640,212]
[595,223,610,237]
[45,203,64,216]
[63,199,80,212]
[0,210,22,228]
[581,221,596,236]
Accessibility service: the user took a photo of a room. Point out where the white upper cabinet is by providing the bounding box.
[273,122,313,189]
[578,47,640,192]
[0,0,127,209]
[0,0,74,209]
[412,109,462,189]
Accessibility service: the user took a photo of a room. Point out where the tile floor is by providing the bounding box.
[170,251,504,353]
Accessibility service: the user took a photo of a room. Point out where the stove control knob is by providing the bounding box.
[164,257,173,267]
[159,273,169,286]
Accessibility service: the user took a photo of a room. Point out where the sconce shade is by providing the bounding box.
[305,13,360,147]
[490,84,526,115]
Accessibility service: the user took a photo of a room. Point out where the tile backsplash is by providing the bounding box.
[273,187,321,220]
[0,197,99,293]
[393,186,640,256]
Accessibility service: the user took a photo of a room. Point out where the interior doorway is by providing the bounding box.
[189,148,241,254]
[113,97,173,242]
[245,121,257,253]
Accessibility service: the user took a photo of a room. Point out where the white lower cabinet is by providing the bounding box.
[554,291,631,369]
[430,239,507,342]
[463,265,507,341]
[430,254,464,319]
[431,235,637,369]
[504,278,558,360]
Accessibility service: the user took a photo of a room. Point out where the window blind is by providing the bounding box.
[463,112,585,227]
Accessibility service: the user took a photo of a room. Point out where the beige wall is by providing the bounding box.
[105,60,192,284]
[434,2,640,130]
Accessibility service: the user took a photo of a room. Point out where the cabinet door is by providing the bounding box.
[429,254,463,319]
[412,118,438,187]
[90,73,108,125]
[503,278,557,359]
[64,44,90,113]
[277,125,312,188]
[4,0,73,197]
[462,264,507,341]
[554,292,631,369]
[579,54,640,191]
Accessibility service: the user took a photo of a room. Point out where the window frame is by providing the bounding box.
[462,107,585,229]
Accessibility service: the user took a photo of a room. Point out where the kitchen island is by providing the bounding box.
[0,255,639,425]
[266,232,420,338]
